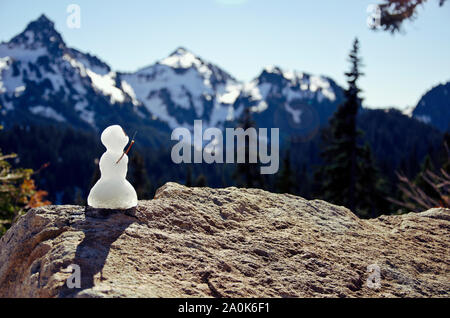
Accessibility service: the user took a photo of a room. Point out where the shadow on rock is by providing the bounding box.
[59,206,138,297]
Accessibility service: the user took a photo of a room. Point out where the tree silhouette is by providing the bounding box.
[129,152,152,199]
[194,174,207,187]
[371,0,447,33]
[232,108,264,189]
[318,38,364,213]
[276,149,296,194]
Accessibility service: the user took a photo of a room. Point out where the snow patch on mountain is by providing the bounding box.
[29,105,66,122]
[415,114,431,124]
[122,47,242,129]
[86,69,125,104]
[1,15,347,133]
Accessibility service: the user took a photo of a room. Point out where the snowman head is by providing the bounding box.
[101,125,129,153]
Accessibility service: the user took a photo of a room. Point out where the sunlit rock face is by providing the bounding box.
[0,182,448,298]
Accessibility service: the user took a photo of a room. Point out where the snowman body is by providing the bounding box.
[87,125,138,209]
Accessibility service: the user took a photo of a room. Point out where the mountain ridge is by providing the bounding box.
[2,14,448,135]
[0,14,344,135]
[412,81,450,132]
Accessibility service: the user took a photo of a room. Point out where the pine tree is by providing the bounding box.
[185,165,193,187]
[129,152,152,199]
[276,149,296,194]
[298,163,312,199]
[232,108,264,188]
[318,38,364,213]
[89,158,101,190]
[357,143,388,217]
[194,174,207,187]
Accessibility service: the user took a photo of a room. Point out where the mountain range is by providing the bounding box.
[0,14,347,139]
[1,15,448,138]
[0,15,447,204]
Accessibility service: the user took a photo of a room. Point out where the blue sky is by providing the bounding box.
[0,0,449,109]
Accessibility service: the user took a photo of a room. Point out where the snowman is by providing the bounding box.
[87,125,138,209]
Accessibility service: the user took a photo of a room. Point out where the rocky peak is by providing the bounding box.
[158,47,235,85]
[0,183,448,298]
[5,14,65,55]
[159,46,203,69]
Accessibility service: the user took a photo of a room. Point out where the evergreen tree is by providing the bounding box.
[276,149,296,194]
[357,143,388,217]
[232,108,264,188]
[89,158,101,190]
[317,38,364,213]
[195,174,207,187]
[438,133,450,172]
[185,165,193,187]
[129,152,152,199]
[298,163,312,199]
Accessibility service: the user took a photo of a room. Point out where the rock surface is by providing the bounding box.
[0,182,449,298]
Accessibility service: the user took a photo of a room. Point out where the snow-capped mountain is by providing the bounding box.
[0,15,159,132]
[236,66,344,138]
[121,47,242,130]
[0,15,344,138]
[412,81,450,132]
[121,50,344,136]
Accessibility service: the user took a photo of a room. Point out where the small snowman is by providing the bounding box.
[87,125,138,209]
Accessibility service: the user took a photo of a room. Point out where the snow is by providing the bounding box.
[63,54,130,105]
[0,43,47,63]
[1,24,342,133]
[74,99,95,126]
[415,114,431,124]
[124,50,242,128]
[0,57,12,94]
[244,81,272,102]
[121,80,140,106]
[402,105,415,117]
[63,54,88,77]
[145,95,184,129]
[86,69,125,104]
[257,66,336,103]
[0,56,10,70]
[42,71,65,92]
[29,105,66,122]
[284,104,302,124]
[125,64,209,115]
[310,75,335,101]
[0,63,24,95]
[74,54,110,76]
[160,48,203,69]
[218,83,241,104]
[14,85,25,96]
[251,101,268,113]
[209,83,242,127]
